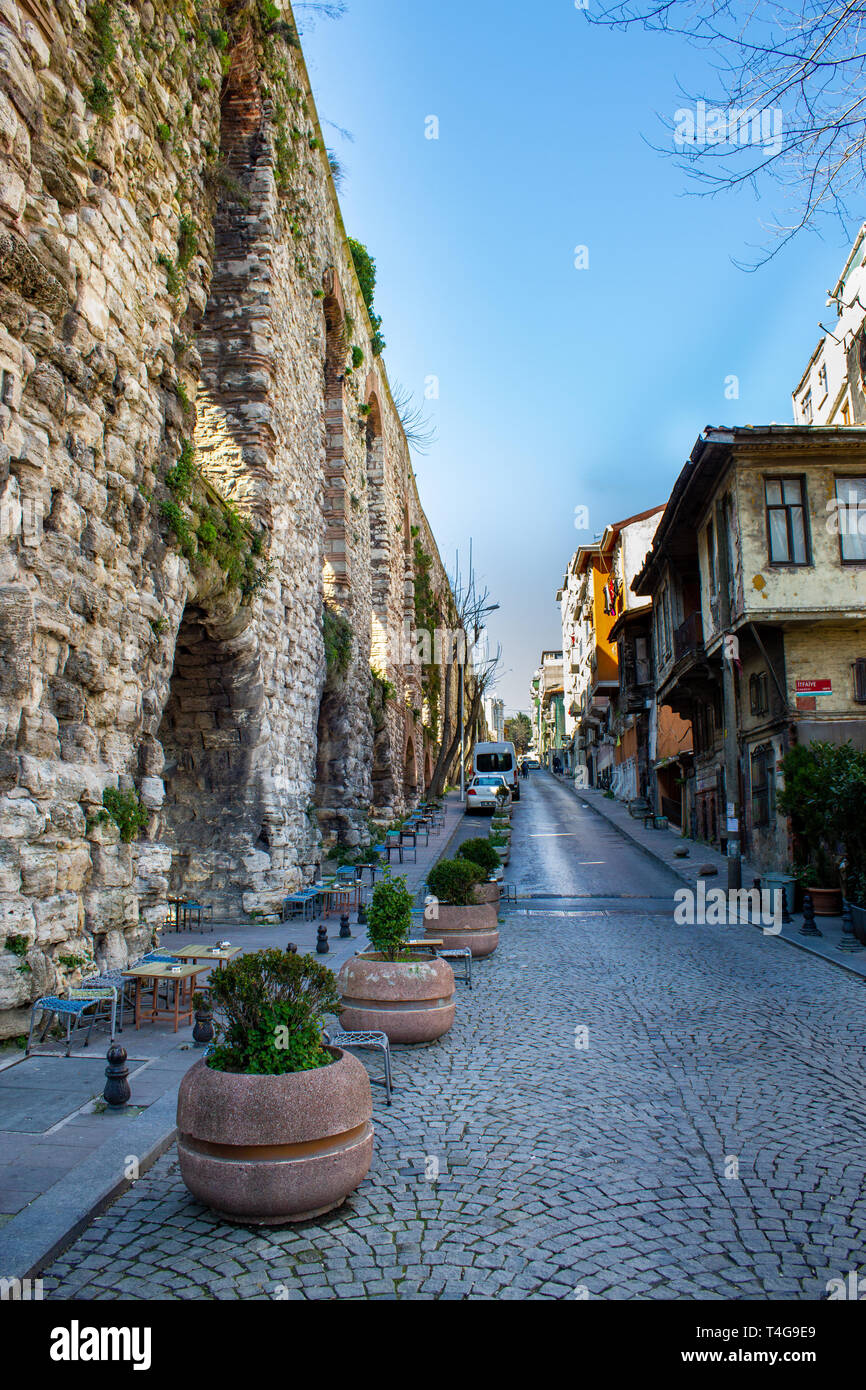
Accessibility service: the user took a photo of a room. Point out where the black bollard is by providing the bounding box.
[286,942,298,954]
[192,998,215,1047]
[357,902,367,926]
[799,892,823,937]
[339,912,352,939]
[838,900,865,953]
[104,1043,131,1108]
[316,924,330,954]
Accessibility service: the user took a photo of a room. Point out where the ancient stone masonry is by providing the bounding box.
[0,0,458,1037]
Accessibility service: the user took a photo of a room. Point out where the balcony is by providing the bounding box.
[674,611,704,663]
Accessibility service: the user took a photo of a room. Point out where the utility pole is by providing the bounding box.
[715,497,742,891]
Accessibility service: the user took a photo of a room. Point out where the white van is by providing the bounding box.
[472,741,520,801]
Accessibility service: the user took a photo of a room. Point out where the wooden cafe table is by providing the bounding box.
[170,942,242,967]
[121,960,201,1032]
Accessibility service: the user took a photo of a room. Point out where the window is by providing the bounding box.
[841,397,852,425]
[802,389,813,422]
[693,700,715,755]
[751,746,774,828]
[749,672,769,716]
[660,583,672,662]
[706,520,717,597]
[835,477,866,562]
[854,658,866,703]
[765,477,810,565]
[634,636,651,685]
[476,752,513,773]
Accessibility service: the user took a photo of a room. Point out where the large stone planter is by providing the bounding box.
[473,881,501,905]
[176,1049,373,1225]
[337,955,455,1043]
[425,902,499,958]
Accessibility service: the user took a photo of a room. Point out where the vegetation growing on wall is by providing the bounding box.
[369,667,396,731]
[413,537,442,733]
[348,237,386,356]
[158,441,270,599]
[323,602,353,680]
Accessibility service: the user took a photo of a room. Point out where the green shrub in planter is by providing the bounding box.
[207,949,342,1075]
[456,838,500,875]
[366,873,414,961]
[427,857,485,906]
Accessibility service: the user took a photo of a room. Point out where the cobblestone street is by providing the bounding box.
[41,778,866,1301]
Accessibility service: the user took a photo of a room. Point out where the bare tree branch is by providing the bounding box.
[588,1,866,261]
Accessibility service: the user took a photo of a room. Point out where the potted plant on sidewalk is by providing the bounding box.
[456,838,502,900]
[176,949,373,1225]
[337,874,456,1042]
[425,857,500,958]
[778,743,855,916]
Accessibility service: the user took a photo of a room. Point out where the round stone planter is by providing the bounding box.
[473,881,501,905]
[425,902,499,958]
[337,955,455,1043]
[807,886,843,916]
[176,1048,373,1226]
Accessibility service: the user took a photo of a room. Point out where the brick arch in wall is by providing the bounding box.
[155,591,265,902]
[322,273,350,605]
[314,273,360,842]
[403,731,418,800]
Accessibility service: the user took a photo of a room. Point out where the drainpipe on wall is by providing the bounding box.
[716,496,742,891]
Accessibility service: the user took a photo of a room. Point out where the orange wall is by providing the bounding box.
[657,704,693,759]
[592,561,619,682]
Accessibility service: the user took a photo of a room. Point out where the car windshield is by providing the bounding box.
[474,777,504,786]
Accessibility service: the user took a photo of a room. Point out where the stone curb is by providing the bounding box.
[560,776,866,981]
[0,1090,178,1281]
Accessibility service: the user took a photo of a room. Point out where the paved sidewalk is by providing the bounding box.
[557,776,866,980]
[0,792,466,1279]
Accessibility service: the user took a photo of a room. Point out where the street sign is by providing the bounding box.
[795,679,832,695]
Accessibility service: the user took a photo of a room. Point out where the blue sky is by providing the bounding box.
[300,0,859,714]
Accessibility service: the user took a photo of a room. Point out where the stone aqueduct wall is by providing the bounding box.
[0,0,456,1036]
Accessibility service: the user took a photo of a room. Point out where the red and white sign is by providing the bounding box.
[795,679,832,695]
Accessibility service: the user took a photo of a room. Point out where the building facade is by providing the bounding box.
[792,224,866,428]
[635,426,866,871]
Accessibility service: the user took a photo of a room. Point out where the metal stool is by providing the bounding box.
[323,1028,393,1104]
[26,988,118,1056]
[436,947,472,989]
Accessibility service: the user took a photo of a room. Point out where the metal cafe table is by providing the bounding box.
[121,960,201,1031]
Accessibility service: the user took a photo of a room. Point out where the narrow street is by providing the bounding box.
[42,774,866,1301]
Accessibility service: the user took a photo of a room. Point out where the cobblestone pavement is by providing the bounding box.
[42,902,866,1300]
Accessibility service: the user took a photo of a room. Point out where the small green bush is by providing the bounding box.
[207,949,341,1075]
[366,874,413,961]
[86,74,115,120]
[456,839,500,875]
[4,935,29,958]
[102,787,149,843]
[427,858,485,907]
[165,439,197,499]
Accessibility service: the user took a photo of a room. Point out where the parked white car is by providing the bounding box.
[466,774,511,815]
